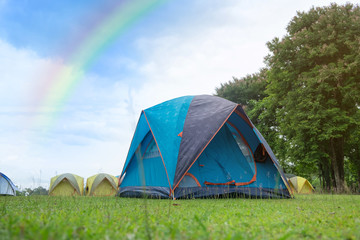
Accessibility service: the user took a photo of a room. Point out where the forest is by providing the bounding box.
[216,3,360,192]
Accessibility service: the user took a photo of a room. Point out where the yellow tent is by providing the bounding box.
[85,173,118,196]
[288,176,314,194]
[49,173,84,196]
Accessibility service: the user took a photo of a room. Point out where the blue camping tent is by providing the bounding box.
[119,95,292,199]
[0,172,19,196]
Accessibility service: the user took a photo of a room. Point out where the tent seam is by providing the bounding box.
[173,104,239,192]
[120,112,145,178]
[143,110,173,194]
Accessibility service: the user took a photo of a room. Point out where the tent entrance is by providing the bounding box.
[51,179,78,196]
[179,121,256,187]
[92,178,117,196]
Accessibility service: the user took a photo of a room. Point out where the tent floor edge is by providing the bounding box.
[118,186,171,199]
[174,187,291,199]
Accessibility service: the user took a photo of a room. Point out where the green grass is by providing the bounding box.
[1,194,359,239]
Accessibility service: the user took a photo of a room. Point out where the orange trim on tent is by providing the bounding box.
[178,131,183,137]
[204,180,235,186]
[226,121,249,146]
[142,110,173,194]
[234,174,256,186]
[185,173,201,187]
[226,120,257,186]
[234,109,253,127]
[199,164,204,167]
[173,104,238,192]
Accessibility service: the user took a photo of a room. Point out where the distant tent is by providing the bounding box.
[285,173,296,179]
[288,176,314,194]
[119,95,292,199]
[49,173,84,196]
[85,173,118,196]
[0,172,18,196]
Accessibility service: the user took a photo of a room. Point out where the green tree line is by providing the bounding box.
[16,186,48,196]
[216,3,360,192]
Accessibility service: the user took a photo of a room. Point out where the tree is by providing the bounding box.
[31,186,48,195]
[23,186,48,196]
[215,69,268,113]
[264,3,360,191]
[16,189,25,196]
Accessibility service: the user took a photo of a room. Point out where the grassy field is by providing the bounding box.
[1,194,359,239]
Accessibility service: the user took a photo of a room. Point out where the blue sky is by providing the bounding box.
[0,0,354,189]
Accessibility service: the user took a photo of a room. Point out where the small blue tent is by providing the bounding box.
[0,172,19,196]
[119,95,292,199]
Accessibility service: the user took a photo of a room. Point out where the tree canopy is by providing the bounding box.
[216,3,360,192]
[215,68,268,112]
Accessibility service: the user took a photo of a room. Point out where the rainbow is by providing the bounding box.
[33,0,167,128]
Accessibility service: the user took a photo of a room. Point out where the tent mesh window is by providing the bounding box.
[178,175,199,188]
[226,123,255,168]
[231,132,252,162]
[143,139,160,159]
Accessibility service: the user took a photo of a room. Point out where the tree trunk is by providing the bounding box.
[358,169,360,192]
[319,156,331,191]
[324,164,332,191]
[319,164,324,190]
[320,143,332,191]
[357,148,360,192]
[330,137,345,192]
[356,148,360,192]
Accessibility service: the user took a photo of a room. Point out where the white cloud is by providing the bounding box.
[131,0,354,109]
[0,40,42,107]
[131,3,274,109]
[0,39,134,188]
